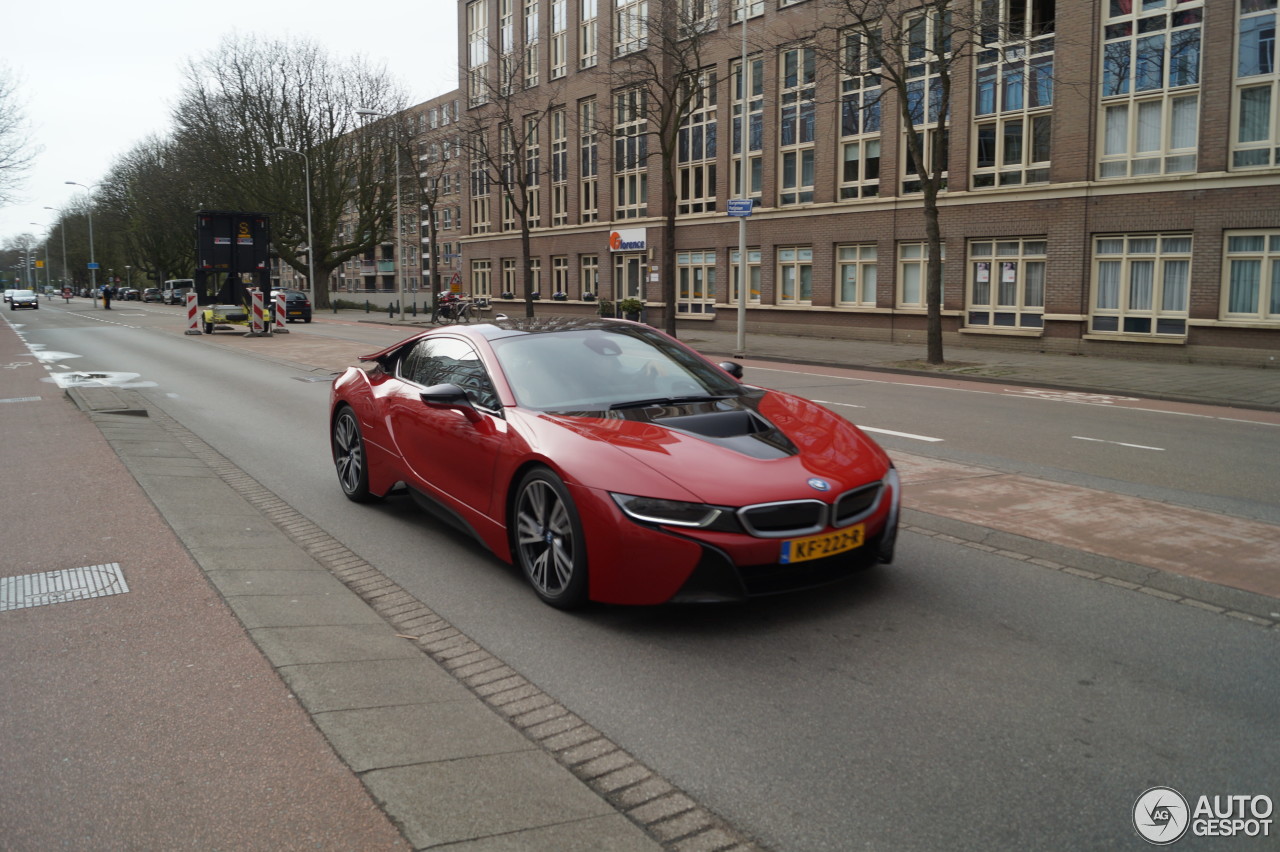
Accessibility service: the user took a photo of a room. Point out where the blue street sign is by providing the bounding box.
[88,262,100,269]
[727,198,753,217]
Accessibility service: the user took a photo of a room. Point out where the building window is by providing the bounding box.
[840,31,882,199]
[973,1,1054,188]
[779,47,816,205]
[677,250,717,316]
[550,256,568,297]
[902,9,951,195]
[524,0,540,89]
[471,259,492,298]
[551,108,568,226]
[616,0,648,56]
[551,0,568,80]
[580,254,599,298]
[580,0,598,68]
[731,0,763,23]
[614,89,649,219]
[898,241,944,309]
[470,143,491,234]
[1223,231,1280,322]
[729,249,761,304]
[837,244,878,307]
[680,0,718,36]
[467,0,490,107]
[579,98,599,223]
[1100,1,1202,178]
[1090,234,1191,336]
[524,116,541,229]
[1234,1,1280,168]
[678,71,718,215]
[777,247,813,305]
[967,238,1045,329]
[731,56,764,204]
[502,258,519,296]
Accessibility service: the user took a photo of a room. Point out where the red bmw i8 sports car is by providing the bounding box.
[330,317,900,608]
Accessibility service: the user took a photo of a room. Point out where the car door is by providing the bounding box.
[385,336,505,519]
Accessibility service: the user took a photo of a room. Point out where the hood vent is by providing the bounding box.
[656,408,797,460]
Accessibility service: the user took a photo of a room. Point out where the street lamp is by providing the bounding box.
[274,146,316,297]
[355,107,405,322]
[44,207,68,293]
[65,181,99,305]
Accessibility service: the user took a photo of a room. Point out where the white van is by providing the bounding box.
[162,279,195,305]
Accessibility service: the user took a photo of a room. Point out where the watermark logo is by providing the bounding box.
[1134,788,1273,844]
[1134,787,1190,845]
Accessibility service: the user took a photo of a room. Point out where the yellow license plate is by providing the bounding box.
[780,525,865,564]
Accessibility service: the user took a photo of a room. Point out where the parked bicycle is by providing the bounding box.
[438,293,472,324]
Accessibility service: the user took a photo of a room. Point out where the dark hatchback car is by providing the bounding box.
[272,289,312,323]
[141,287,161,302]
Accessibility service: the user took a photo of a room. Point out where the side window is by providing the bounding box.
[400,338,501,412]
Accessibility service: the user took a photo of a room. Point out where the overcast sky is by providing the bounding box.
[2,0,458,250]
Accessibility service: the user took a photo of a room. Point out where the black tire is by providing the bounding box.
[203,321,213,334]
[332,407,374,502]
[512,468,588,609]
[303,316,312,323]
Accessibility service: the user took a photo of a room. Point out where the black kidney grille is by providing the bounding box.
[834,482,883,527]
[738,500,826,537]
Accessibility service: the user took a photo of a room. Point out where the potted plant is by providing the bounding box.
[501,291,516,299]
[551,291,568,301]
[617,298,644,321]
[582,292,597,302]
[597,299,614,317]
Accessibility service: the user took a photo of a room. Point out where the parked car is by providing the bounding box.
[163,279,195,305]
[9,289,39,310]
[329,317,900,609]
[141,287,161,302]
[270,289,312,323]
[118,288,140,301]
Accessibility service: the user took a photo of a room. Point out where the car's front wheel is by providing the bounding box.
[513,468,588,609]
[332,407,374,502]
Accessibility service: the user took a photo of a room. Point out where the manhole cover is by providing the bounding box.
[1,563,129,611]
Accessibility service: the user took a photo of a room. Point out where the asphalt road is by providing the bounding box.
[14,302,1280,851]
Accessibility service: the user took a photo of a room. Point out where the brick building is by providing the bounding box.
[407,0,1280,365]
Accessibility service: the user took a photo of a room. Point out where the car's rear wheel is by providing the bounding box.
[513,468,588,609]
[332,407,374,502]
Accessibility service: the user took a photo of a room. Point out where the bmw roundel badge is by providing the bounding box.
[807,478,831,492]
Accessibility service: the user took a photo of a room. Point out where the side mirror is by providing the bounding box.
[420,383,479,420]
[718,361,744,379]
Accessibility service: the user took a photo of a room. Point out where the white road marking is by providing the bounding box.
[858,426,944,442]
[1072,436,1165,451]
[812,398,864,409]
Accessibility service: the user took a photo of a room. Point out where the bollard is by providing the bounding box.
[184,291,202,335]
[272,291,289,334]
[411,302,417,317]
[388,302,394,318]
[365,300,370,313]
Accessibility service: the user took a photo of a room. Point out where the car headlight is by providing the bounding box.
[610,493,740,531]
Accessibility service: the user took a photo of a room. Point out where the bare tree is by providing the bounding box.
[0,65,39,208]
[591,2,721,337]
[800,0,985,364]
[96,136,201,286]
[171,34,407,309]
[405,112,464,321]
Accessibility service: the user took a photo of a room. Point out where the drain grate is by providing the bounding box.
[1,563,130,611]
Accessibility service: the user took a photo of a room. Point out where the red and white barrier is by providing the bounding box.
[184,292,202,335]
[248,289,267,336]
[272,291,289,334]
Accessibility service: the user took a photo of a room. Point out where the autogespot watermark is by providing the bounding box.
[1133,787,1273,845]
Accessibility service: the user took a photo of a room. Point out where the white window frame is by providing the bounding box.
[777,246,813,305]
[729,248,761,304]
[897,241,944,309]
[1222,230,1280,323]
[678,71,718,215]
[1089,234,1192,337]
[837,244,878,307]
[966,238,1046,329]
[779,47,816,206]
[615,0,648,56]
[1232,0,1280,169]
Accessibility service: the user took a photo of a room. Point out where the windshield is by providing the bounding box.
[490,325,743,412]
[13,290,34,298]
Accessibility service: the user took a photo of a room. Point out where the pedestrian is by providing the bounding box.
[103,284,113,309]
